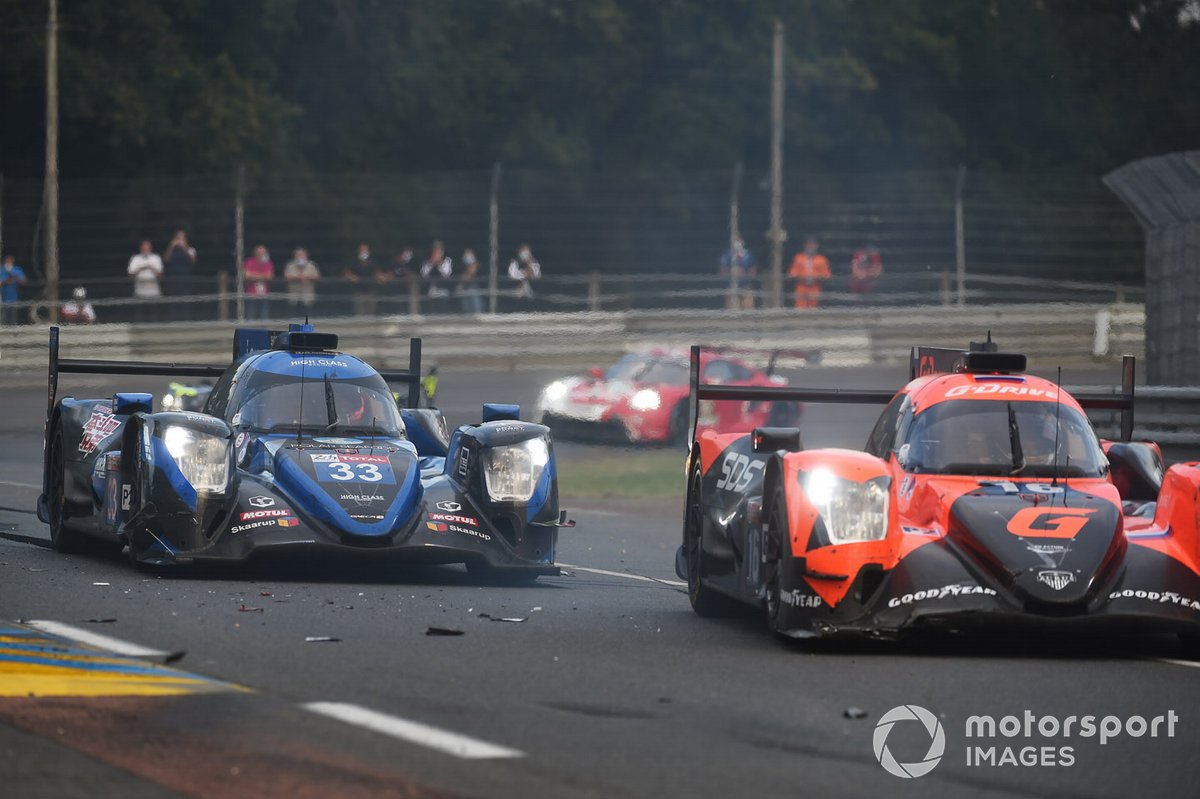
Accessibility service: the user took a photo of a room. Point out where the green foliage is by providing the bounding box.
[0,0,1197,179]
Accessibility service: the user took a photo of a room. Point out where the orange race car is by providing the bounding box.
[676,340,1200,648]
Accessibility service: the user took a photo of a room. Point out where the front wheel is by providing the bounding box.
[46,422,88,553]
[764,489,790,635]
[684,466,724,616]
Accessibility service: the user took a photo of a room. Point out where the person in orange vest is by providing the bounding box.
[788,237,830,309]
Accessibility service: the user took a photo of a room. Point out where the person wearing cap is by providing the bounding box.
[60,287,97,325]
[458,248,483,314]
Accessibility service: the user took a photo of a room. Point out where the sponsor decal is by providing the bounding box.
[1036,570,1076,591]
[121,484,131,510]
[888,584,998,608]
[231,518,280,534]
[290,358,348,368]
[456,447,470,479]
[1028,543,1068,555]
[340,493,384,504]
[239,508,292,521]
[901,525,938,536]
[314,459,395,484]
[336,447,359,454]
[310,453,338,462]
[944,384,1058,400]
[716,451,764,492]
[235,432,248,448]
[276,518,300,527]
[350,513,385,521]
[336,454,389,464]
[313,437,363,446]
[491,424,524,433]
[899,475,915,501]
[779,589,823,608]
[1007,507,1096,539]
[428,512,478,526]
[1108,588,1200,611]
[248,495,276,508]
[426,520,492,541]
[79,407,122,454]
[436,500,462,512]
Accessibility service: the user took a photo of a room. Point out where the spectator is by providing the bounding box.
[60,286,97,325]
[788,236,831,309]
[421,240,453,299]
[849,243,883,294]
[128,239,164,301]
[243,244,274,320]
[458,249,483,314]
[344,243,381,316]
[718,234,758,309]
[162,230,197,295]
[507,244,541,300]
[1,254,28,325]
[392,246,417,280]
[284,247,321,313]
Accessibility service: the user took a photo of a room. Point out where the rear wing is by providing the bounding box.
[687,344,1137,446]
[46,327,424,425]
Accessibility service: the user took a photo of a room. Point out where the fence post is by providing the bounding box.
[728,161,743,311]
[488,162,501,314]
[217,270,229,321]
[234,164,245,323]
[766,19,786,310]
[588,271,601,311]
[408,272,420,316]
[955,164,967,307]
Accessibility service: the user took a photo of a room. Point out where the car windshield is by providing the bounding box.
[232,373,406,437]
[603,355,687,386]
[900,399,1105,477]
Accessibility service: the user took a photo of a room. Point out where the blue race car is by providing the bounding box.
[38,325,571,579]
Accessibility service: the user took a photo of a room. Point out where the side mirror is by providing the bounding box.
[588,367,603,380]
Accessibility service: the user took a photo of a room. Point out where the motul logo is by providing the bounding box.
[240,508,291,521]
[1006,507,1096,539]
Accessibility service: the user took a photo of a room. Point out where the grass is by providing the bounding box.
[556,448,687,501]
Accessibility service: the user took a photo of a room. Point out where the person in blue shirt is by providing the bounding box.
[1,255,27,325]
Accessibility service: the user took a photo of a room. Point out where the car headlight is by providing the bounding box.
[630,388,661,411]
[542,380,569,402]
[161,393,177,411]
[162,426,230,492]
[801,467,889,544]
[483,438,550,502]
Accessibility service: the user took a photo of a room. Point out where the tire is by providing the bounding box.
[667,403,689,448]
[684,465,724,616]
[763,488,790,637]
[46,422,89,553]
[1179,631,1200,659]
[767,401,799,428]
[466,560,541,586]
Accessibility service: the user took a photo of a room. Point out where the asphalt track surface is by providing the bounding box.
[1,363,1198,798]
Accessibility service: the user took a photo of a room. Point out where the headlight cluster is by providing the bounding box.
[801,468,889,544]
[484,438,550,502]
[542,381,569,402]
[163,426,231,492]
[629,389,661,411]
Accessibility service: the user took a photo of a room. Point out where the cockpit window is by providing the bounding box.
[900,399,1105,477]
[603,356,688,386]
[231,370,405,438]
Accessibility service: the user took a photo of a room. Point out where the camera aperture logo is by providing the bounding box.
[873,705,1180,777]
[873,705,946,778]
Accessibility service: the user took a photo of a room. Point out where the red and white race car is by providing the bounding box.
[537,349,812,445]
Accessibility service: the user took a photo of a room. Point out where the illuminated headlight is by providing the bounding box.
[483,438,550,503]
[542,381,569,402]
[161,393,178,411]
[801,468,889,543]
[162,426,230,492]
[630,389,661,411]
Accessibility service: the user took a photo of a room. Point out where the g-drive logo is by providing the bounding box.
[873,705,1180,777]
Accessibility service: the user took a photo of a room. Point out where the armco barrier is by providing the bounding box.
[0,303,1143,374]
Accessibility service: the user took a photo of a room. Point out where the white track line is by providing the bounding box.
[558,563,686,588]
[23,619,168,657]
[301,701,524,760]
[0,479,41,490]
[1154,658,1200,669]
